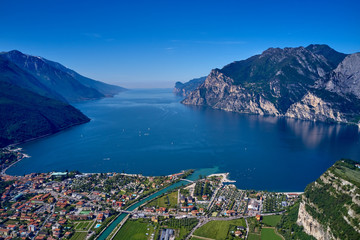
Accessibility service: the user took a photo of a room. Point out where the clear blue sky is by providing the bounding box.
[1,0,359,88]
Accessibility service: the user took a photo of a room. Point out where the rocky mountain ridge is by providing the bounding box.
[182,45,360,125]
[297,159,360,240]
[0,50,125,102]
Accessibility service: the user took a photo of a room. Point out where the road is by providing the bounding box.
[31,204,55,240]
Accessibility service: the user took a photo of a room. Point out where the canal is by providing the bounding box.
[97,167,218,240]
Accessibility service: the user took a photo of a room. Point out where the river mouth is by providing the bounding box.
[6,89,360,192]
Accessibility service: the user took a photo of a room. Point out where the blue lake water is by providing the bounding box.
[7,89,360,191]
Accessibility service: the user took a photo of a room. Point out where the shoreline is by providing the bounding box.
[1,148,30,176]
[2,163,305,193]
[208,172,236,183]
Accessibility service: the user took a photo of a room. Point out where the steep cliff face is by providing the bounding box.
[297,160,360,240]
[174,76,206,96]
[285,92,345,122]
[319,53,360,99]
[182,45,360,124]
[183,70,280,115]
[297,202,335,240]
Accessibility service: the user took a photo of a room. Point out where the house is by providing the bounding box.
[0,228,11,237]
[225,210,236,216]
[6,225,17,231]
[180,206,193,212]
[191,210,199,216]
[151,216,158,223]
[52,228,61,238]
[28,224,36,232]
[75,201,84,208]
[234,230,242,237]
[156,207,167,214]
[97,213,104,222]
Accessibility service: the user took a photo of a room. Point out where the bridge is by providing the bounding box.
[182,179,194,183]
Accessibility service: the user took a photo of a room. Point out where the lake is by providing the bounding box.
[7,89,360,191]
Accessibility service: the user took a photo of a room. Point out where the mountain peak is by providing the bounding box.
[306,43,332,51]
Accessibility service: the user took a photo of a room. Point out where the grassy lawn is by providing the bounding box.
[262,215,281,227]
[113,219,155,240]
[261,228,282,240]
[194,219,246,240]
[161,217,198,240]
[248,233,261,240]
[70,232,87,240]
[333,161,360,187]
[191,238,204,240]
[74,221,93,230]
[146,191,178,208]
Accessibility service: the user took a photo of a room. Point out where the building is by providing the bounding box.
[248,200,260,211]
[159,228,174,240]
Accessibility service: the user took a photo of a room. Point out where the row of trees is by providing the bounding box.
[194,182,212,198]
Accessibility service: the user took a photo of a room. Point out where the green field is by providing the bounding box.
[248,233,261,240]
[261,228,282,240]
[113,219,155,240]
[162,218,199,240]
[74,221,93,230]
[262,215,281,227]
[194,219,246,240]
[146,191,178,208]
[332,160,360,187]
[70,232,87,240]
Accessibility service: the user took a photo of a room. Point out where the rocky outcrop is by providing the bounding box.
[174,76,206,96]
[320,53,360,99]
[297,160,360,240]
[182,70,280,115]
[285,92,345,122]
[182,45,360,125]
[297,201,334,240]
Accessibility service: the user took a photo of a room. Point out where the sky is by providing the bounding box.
[1,0,360,88]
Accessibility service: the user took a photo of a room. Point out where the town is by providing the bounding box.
[0,148,301,240]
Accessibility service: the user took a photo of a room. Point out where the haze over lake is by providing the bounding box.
[8,89,360,191]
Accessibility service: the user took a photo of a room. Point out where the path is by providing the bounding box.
[191,235,215,240]
[185,218,206,240]
[245,218,249,240]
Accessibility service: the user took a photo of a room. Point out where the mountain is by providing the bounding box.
[0,56,66,102]
[174,76,206,96]
[0,50,125,147]
[297,159,360,239]
[0,81,89,147]
[182,44,360,125]
[0,50,125,102]
[318,53,360,99]
[41,58,125,97]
